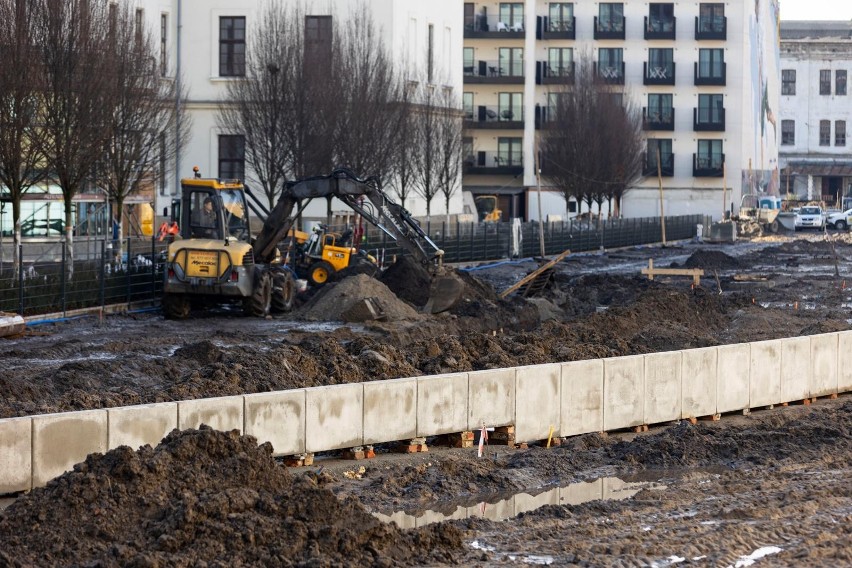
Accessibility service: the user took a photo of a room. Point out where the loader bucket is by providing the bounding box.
[423,272,465,314]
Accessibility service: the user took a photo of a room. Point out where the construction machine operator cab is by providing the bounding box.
[181,174,251,242]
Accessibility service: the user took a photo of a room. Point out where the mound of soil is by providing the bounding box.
[0,427,463,567]
[381,256,433,307]
[297,274,421,322]
[682,249,741,270]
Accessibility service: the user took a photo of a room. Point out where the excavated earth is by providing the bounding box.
[1,232,851,565]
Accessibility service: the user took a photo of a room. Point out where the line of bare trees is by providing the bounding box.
[0,0,188,277]
[539,53,644,220]
[218,2,462,223]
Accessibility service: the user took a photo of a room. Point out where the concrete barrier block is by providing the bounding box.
[810,333,839,397]
[643,352,681,425]
[603,356,644,431]
[839,331,852,393]
[516,363,561,442]
[0,417,32,495]
[681,347,717,419]
[417,373,468,438]
[364,378,416,445]
[717,343,750,414]
[244,390,306,456]
[780,337,811,402]
[560,479,604,506]
[108,403,177,451]
[560,359,603,437]
[178,395,244,433]
[750,340,782,408]
[468,368,515,430]
[32,410,108,488]
[306,383,364,453]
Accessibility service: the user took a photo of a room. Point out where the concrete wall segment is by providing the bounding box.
[839,331,852,393]
[364,378,417,445]
[780,337,811,403]
[717,343,750,414]
[32,410,108,489]
[810,332,839,397]
[560,359,604,436]
[244,390,306,456]
[681,347,717,418]
[0,417,32,495]
[416,373,468,438]
[603,356,644,430]
[468,368,515,431]
[643,352,681,425]
[178,396,243,433]
[306,383,364,453]
[515,363,561,442]
[108,403,178,452]
[750,340,783,408]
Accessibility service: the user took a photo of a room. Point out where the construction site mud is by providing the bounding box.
[1,232,851,565]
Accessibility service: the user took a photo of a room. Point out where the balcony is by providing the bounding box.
[693,153,724,177]
[464,105,524,130]
[644,16,676,40]
[594,16,626,40]
[694,62,726,86]
[464,14,525,38]
[536,61,575,85]
[642,107,675,131]
[594,62,625,85]
[463,151,524,175]
[643,62,675,86]
[534,105,557,129]
[537,16,576,39]
[643,152,675,177]
[693,107,725,131]
[695,16,726,40]
[463,59,525,85]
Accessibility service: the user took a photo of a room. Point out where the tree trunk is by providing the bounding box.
[116,198,125,264]
[65,201,74,280]
[12,199,21,280]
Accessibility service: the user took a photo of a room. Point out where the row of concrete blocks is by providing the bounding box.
[2,330,851,495]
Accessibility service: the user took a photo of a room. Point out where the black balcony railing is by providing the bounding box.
[643,152,675,176]
[644,16,676,40]
[536,61,575,84]
[464,60,525,84]
[464,151,524,175]
[537,15,576,39]
[464,14,526,38]
[694,61,726,86]
[464,105,524,130]
[642,107,675,131]
[643,61,675,85]
[693,107,725,131]
[695,15,727,40]
[693,153,724,177]
[594,62,625,84]
[594,16,626,40]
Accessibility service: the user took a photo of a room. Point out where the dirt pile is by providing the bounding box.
[0,427,463,567]
[381,256,433,308]
[297,273,422,322]
[682,249,741,270]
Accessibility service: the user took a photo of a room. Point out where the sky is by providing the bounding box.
[780,0,852,21]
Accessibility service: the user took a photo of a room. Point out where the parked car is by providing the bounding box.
[826,208,852,230]
[794,206,826,230]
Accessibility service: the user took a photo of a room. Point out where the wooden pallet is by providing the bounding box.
[499,250,571,299]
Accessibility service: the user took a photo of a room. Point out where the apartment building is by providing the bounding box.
[779,21,852,207]
[462,1,780,221]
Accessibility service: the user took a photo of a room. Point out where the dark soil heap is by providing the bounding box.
[0,427,463,567]
[380,256,433,308]
[682,249,741,270]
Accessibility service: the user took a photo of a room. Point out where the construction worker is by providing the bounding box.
[192,197,218,238]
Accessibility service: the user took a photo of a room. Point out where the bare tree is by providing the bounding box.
[0,0,48,275]
[98,2,190,259]
[541,53,643,220]
[411,82,444,221]
[434,88,464,226]
[387,92,418,210]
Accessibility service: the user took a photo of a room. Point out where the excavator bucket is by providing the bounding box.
[423,272,466,314]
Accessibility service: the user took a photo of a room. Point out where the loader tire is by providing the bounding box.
[271,270,295,313]
[308,260,335,287]
[162,294,191,319]
[244,270,273,317]
[768,220,779,233]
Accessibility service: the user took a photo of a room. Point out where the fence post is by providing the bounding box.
[484,222,489,259]
[151,234,157,300]
[17,244,23,316]
[126,237,132,305]
[100,239,106,309]
[455,220,460,264]
[61,240,67,316]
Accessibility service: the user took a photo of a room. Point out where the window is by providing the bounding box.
[498,92,522,121]
[819,120,831,146]
[781,120,795,145]
[160,14,168,76]
[463,138,474,165]
[219,17,246,77]
[598,48,623,80]
[463,92,474,120]
[820,70,831,95]
[698,3,724,32]
[464,3,475,31]
[781,69,796,95]
[648,93,673,122]
[598,3,624,32]
[836,120,846,146]
[463,47,475,75]
[218,135,245,180]
[135,8,144,46]
[837,70,847,96]
[498,47,523,76]
[427,24,434,83]
[548,3,574,32]
[697,93,723,124]
[648,3,674,32]
[698,48,724,78]
[697,139,723,169]
[648,48,673,78]
[647,139,673,173]
[499,3,524,29]
[547,47,572,77]
[497,137,523,166]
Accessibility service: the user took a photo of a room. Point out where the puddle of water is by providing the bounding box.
[373,476,666,529]
[758,301,816,310]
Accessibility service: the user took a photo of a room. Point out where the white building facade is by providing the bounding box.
[462,0,781,221]
[778,21,852,207]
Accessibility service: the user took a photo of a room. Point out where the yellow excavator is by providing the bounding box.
[286,224,377,286]
[162,168,448,318]
[475,195,503,222]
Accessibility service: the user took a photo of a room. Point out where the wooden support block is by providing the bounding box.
[686,417,698,425]
[446,431,475,448]
[342,448,366,460]
[283,453,314,468]
[632,424,649,433]
[395,438,429,453]
[699,414,721,421]
[515,442,528,450]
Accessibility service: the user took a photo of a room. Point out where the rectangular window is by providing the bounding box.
[463,92,474,120]
[697,139,723,168]
[697,93,723,124]
[498,47,523,77]
[547,47,572,77]
[427,24,434,83]
[464,3,475,31]
[647,139,673,172]
[463,47,475,75]
[698,3,724,32]
[836,120,846,146]
[135,8,143,45]
[781,69,796,95]
[698,49,724,78]
[497,137,523,166]
[819,120,831,146]
[548,3,574,32]
[463,137,474,166]
[598,3,624,32]
[219,17,246,77]
[781,120,795,145]
[820,70,831,95]
[648,48,673,78]
[648,93,673,122]
[218,135,245,180]
[837,70,847,96]
[160,14,168,77]
[499,3,524,30]
[648,3,674,32]
[598,48,623,80]
[498,92,522,121]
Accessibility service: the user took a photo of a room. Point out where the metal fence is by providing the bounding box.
[0,214,703,317]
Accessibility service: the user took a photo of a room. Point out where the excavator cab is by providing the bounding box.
[474,195,502,223]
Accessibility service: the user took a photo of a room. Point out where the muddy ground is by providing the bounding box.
[1,232,851,565]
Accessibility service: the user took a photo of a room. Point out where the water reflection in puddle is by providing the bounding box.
[373,476,666,529]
